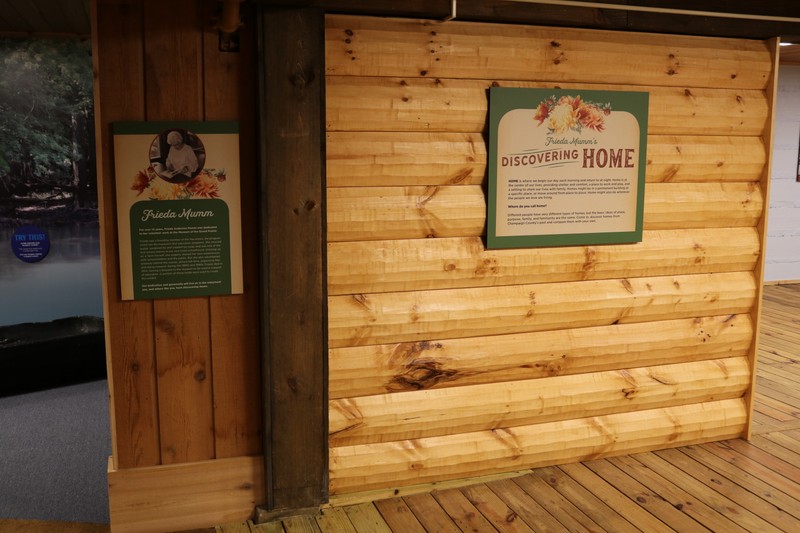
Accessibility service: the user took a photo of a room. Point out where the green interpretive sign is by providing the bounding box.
[487,87,649,249]
[113,121,243,300]
[130,199,231,299]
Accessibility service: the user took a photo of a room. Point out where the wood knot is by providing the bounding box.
[289,72,307,88]
[155,318,175,334]
[344,29,354,36]
[195,370,206,382]
[293,199,317,214]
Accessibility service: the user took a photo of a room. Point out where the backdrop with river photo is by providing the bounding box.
[0,37,101,328]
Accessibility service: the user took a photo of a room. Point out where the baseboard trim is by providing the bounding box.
[108,455,264,533]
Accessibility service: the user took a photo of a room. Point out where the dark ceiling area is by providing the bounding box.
[2,1,800,54]
[0,0,91,36]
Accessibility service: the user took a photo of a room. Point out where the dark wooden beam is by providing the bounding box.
[255,0,800,41]
[257,4,328,513]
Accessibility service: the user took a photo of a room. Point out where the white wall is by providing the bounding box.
[766,64,800,283]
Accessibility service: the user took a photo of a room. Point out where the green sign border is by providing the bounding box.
[487,87,649,249]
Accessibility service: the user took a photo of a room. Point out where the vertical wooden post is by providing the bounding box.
[257,5,328,512]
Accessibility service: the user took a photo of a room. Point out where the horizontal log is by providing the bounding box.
[327,132,486,187]
[328,314,753,399]
[326,16,772,91]
[327,271,756,348]
[326,132,765,187]
[329,357,750,446]
[328,398,747,494]
[327,185,485,241]
[327,182,763,242]
[327,228,760,295]
[644,182,762,230]
[326,77,768,136]
[646,136,765,183]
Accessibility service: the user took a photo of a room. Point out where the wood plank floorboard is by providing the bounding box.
[245,283,800,533]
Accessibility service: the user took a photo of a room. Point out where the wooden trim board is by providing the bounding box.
[107,456,264,533]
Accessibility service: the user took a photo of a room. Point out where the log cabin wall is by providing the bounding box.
[325,15,778,498]
[93,0,262,531]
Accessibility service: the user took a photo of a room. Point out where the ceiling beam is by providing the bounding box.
[256,0,800,41]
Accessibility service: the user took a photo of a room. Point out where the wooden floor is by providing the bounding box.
[240,283,800,533]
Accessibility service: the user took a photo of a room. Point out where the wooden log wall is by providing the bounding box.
[325,15,777,497]
[93,0,262,530]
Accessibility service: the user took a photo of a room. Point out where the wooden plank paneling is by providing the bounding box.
[328,271,756,348]
[97,0,265,528]
[329,314,752,399]
[324,15,772,90]
[93,0,160,470]
[142,0,216,465]
[326,77,769,136]
[329,399,747,494]
[646,135,765,183]
[327,182,763,242]
[326,132,765,187]
[260,6,328,510]
[203,0,262,459]
[327,228,760,295]
[329,357,750,446]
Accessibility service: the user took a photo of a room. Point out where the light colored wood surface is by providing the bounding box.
[107,455,265,533]
[329,399,746,493]
[327,182,763,242]
[327,132,765,187]
[325,13,775,500]
[327,77,769,135]
[330,357,750,446]
[328,271,756,348]
[327,227,760,294]
[744,38,780,439]
[330,314,752,399]
[325,15,772,90]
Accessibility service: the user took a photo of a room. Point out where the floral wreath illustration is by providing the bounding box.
[534,95,612,134]
[131,166,227,200]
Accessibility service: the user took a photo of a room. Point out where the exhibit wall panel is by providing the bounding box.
[325,15,776,498]
[93,0,262,530]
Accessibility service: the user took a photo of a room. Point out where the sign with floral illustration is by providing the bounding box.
[113,121,243,300]
[488,87,648,249]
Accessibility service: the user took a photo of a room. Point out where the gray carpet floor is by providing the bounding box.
[0,380,111,524]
